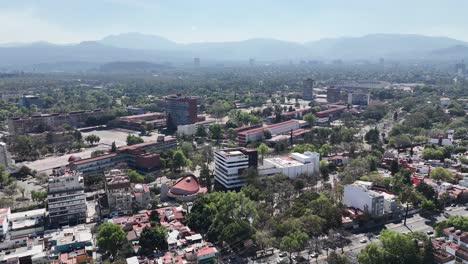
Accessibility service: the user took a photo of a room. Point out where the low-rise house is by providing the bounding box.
[46,225,93,254]
[9,209,46,238]
[0,244,47,264]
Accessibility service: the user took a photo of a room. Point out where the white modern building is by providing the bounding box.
[259,152,320,179]
[214,148,258,189]
[0,207,10,239]
[48,170,87,227]
[343,181,384,217]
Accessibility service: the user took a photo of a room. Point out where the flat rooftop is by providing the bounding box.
[266,156,303,168]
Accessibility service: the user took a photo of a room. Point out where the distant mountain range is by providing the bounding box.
[1,33,467,71]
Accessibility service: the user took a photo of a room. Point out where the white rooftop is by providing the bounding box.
[126,256,139,264]
[9,208,46,221]
[265,156,303,168]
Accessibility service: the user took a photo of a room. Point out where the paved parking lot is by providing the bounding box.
[82,128,163,147]
[18,144,108,173]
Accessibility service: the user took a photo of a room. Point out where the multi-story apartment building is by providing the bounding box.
[343,181,385,217]
[327,87,341,103]
[47,171,87,227]
[303,78,314,101]
[0,142,14,169]
[165,94,198,126]
[214,148,258,190]
[18,95,43,109]
[104,170,151,216]
[8,109,106,135]
[347,93,370,106]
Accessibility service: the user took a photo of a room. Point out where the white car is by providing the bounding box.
[310,252,318,258]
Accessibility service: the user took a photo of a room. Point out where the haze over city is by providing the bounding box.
[2,0,468,44]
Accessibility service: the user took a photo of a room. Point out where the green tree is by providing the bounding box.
[195,125,208,138]
[365,128,380,144]
[187,191,258,245]
[96,222,126,256]
[389,134,412,150]
[430,167,454,182]
[139,225,168,255]
[415,181,436,201]
[327,251,348,264]
[421,199,436,212]
[85,134,100,145]
[200,163,212,192]
[257,143,269,164]
[208,124,223,141]
[149,210,160,224]
[172,150,190,171]
[357,242,386,264]
[279,231,309,262]
[390,159,399,175]
[0,165,9,185]
[319,144,332,157]
[399,186,423,225]
[303,113,316,127]
[127,170,144,183]
[31,190,47,203]
[180,141,194,158]
[111,141,117,152]
[263,130,272,139]
[126,135,144,146]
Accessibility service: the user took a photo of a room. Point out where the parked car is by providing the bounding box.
[310,252,318,258]
[360,239,368,243]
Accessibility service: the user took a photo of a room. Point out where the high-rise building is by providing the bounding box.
[214,148,258,190]
[47,171,87,227]
[249,58,255,66]
[18,95,43,109]
[303,78,314,101]
[347,93,370,106]
[0,142,14,168]
[165,94,198,127]
[194,57,200,67]
[326,86,341,103]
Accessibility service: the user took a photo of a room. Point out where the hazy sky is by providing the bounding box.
[1,0,468,44]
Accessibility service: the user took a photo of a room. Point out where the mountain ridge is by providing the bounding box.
[1,33,468,71]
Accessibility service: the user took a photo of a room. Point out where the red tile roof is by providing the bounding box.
[169,175,202,195]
